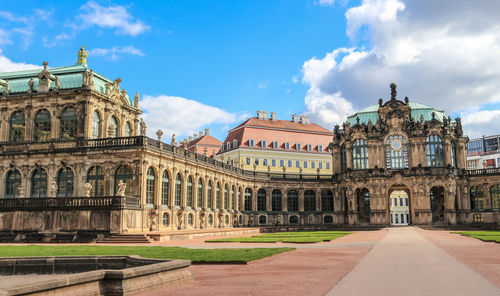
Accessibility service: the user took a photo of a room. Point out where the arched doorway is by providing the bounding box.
[430,186,445,223]
[389,189,410,225]
[356,188,370,223]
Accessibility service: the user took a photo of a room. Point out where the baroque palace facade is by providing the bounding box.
[0,47,500,238]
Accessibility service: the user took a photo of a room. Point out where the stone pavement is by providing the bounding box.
[326,227,500,296]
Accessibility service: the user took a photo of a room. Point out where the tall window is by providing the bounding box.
[87,166,104,197]
[124,122,132,137]
[59,107,77,140]
[426,135,444,167]
[187,176,193,207]
[161,171,169,206]
[146,167,155,205]
[31,168,47,198]
[9,111,25,143]
[109,116,118,137]
[257,189,266,211]
[33,109,51,142]
[5,169,21,198]
[450,140,457,168]
[304,190,316,212]
[207,181,213,209]
[287,190,298,211]
[91,111,100,139]
[352,139,368,169]
[238,188,242,211]
[340,145,347,173]
[272,189,282,212]
[470,186,484,211]
[231,186,235,210]
[175,173,182,206]
[322,190,334,212]
[114,165,133,197]
[216,183,221,209]
[57,167,74,197]
[224,184,228,210]
[386,135,408,169]
[490,185,500,210]
[197,179,203,208]
[244,188,252,211]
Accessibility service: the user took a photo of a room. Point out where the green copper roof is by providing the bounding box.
[346,101,446,125]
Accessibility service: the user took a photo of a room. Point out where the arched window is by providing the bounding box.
[9,111,25,143]
[231,186,235,210]
[5,169,21,198]
[91,111,100,139]
[287,190,298,212]
[208,214,213,225]
[470,186,484,211]
[57,167,74,197]
[207,181,213,209]
[259,215,267,225]
[197,179,203,208]
[244,188,252,211]
[114,165,133,197]
[238,188,242,211]
[304,190,316,212]
[124,122,132,137]
[450,140,457,168]
[109,116,118,137]
[188,213,193,226]
[87,166,104,197]
[322,190,334,212]
[340,145,347,173]
[33,109,51,142]
[59,107,77,140]
[161,171,169,206]
[324,215,333,223]
[289,215,298,224]
[30,168,47,198]
[216,183,221,209]
[175,174,182,206]
[224,184,228,210]
[352,139,368,169]
[146,167,155,205]
[257,189,266,211]
[272,189,282,211]
[187,176,193,207]
[385,135,408,169]
[491,185,500,210]
[163,213,169,226]
[426,135,444,167]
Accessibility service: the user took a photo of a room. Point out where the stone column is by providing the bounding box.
[298,189,304,212]
[282,188,288,212]
[266,189,272,211]
[251,188,257,211]
[316,189,321,212]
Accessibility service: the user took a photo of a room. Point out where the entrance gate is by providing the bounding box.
[390,190,410,225]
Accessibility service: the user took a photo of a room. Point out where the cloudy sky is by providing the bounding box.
[1,0,499,139]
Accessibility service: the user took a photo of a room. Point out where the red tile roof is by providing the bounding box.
[180,135,222,157]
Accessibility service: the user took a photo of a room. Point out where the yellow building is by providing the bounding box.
[218,111,333,175]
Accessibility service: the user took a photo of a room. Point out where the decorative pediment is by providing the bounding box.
[37,62,55,93]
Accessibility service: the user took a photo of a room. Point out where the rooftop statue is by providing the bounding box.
[77,45,88,65]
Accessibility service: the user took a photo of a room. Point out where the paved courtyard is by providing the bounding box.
[142,227,500,296]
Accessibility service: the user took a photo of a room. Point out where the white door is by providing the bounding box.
[390,190,410,225]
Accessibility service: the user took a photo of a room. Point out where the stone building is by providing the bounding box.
[0,49,499,238]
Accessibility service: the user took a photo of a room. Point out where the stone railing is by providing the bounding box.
[466,168,500,176]
[0,196,141,211]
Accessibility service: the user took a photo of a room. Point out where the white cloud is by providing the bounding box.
[316,0,336,6]
[0,29,11,45]
[258,81,269,89]
[0,49,39,72]
[292,75,298,84]
[78,1,150,36]
[462,110,500,138]
[303,0,500,133]
[88,46,145,61]
[140,95,239,139]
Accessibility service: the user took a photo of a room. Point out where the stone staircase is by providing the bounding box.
[97,234,152,244]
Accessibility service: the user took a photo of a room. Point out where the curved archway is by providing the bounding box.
[430,186,445,223]
[389,186,410,225]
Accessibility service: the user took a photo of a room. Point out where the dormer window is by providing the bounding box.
[273,141,279,149]
[285,142,290,150]
[233,140,238,148]
[318,145,323,152]
[249,139,255,147]
[296,143,301,151]
[226,142,231,150]
[221,145,224,152]
[261,140,267,148]
[306,144,312,152]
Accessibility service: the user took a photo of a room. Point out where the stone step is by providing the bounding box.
[97,234,152,244]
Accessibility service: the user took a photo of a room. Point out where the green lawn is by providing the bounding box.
[453,231,500,243]
[0,245,295,264]
[206,231,351,243]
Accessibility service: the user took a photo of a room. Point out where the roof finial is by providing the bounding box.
[77,45,88,66]
[390,82,397,101]
[43,61,48,70]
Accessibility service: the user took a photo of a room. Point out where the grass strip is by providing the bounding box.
[206,231,350,243]
[0,245,295,263]
[453,231,500,243]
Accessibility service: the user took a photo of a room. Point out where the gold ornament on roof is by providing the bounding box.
[77,45,88,65]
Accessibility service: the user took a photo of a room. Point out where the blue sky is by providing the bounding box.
[1,0,500,140]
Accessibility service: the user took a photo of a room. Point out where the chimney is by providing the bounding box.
[257,110,268,120]
[270,112,277,121]
[199,131,203,138]
[188,136,192,141]
[193,133,198,139]
[300,115,310,124]
[292,114,299,123]
[205,128,210,136]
